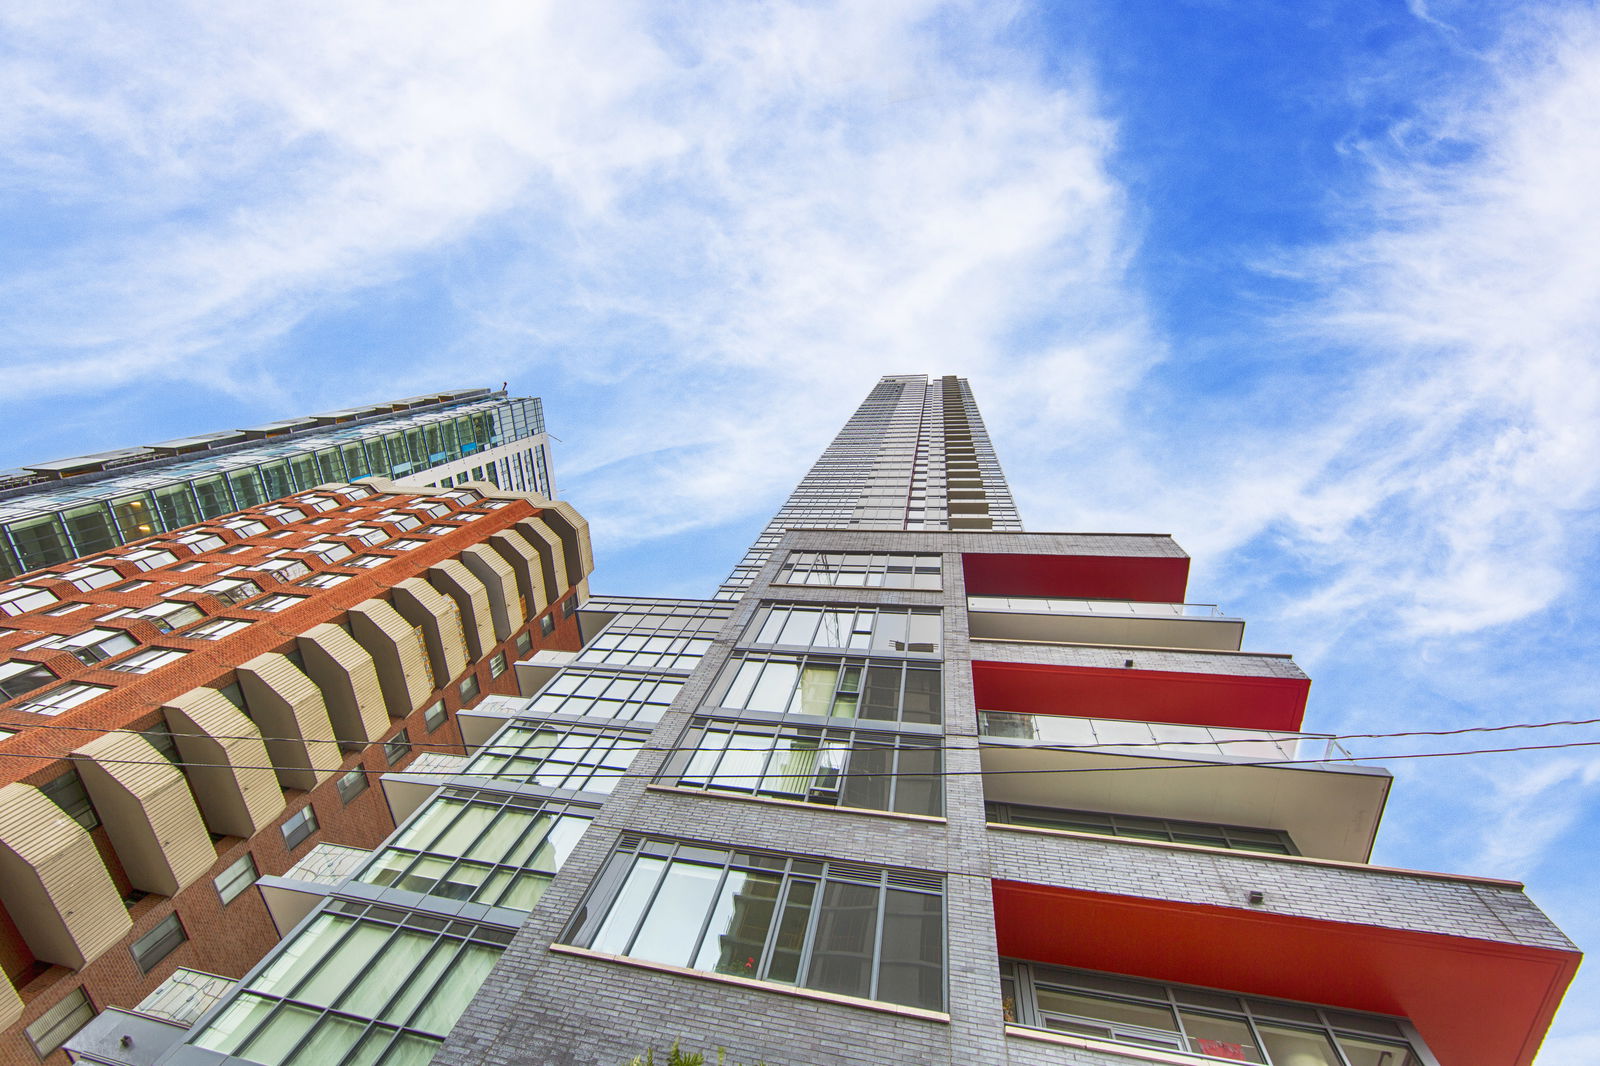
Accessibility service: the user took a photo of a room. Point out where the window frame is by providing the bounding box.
[24,986,95,1057]
[214,852,260,905]
[281,804,320,850]
[130,913,189,974]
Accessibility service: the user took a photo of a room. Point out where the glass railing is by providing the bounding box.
[978,712,1350,763]
[281,843,373,886]
[968,596,1227,618]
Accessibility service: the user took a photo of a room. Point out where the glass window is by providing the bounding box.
[14,682,109,716]
[190,903,509,1062]
[561,593,578,618]
[463,722,644,793]
[524,672,683,724]
[423,700,447,732]
[670,721,942,816]
[41,769,100,829]
[384,730,412,766]
[150,485,200,531]
[459,674,480,702]
[228,470,267,509]
[131,913,188,973]
[0,586,58,616]
[298,572,350,589]
[187,617,251,640]
[337,769,369,804]
[569,839,944,1011]
[197,578,262,606]
[774,551,942,590]
[251,594,304,613]
[515,630,533,655]
[489,652,508,678]
[716,654,941,726]
[0,660,56,701]
[986,803,1298,856]
[359,792,591,912]
[7,515,74,572]
[132,601,205,632]
[748,604,942,655]
[215,853,260,905]
[281,805,320,850]
[25,986,95,1057]
[257,558,311,582]
[59,564,121,591]
[60,503,121,557]
[1003,961,1426,1066]
[575,631,713,672]
[107,646,187,674]
[540,613,555,636]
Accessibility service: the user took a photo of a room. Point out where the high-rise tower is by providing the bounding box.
[69,375,1577,1066]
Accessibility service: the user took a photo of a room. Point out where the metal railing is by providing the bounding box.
[978,711,1351,763]
[967,596,1228,618]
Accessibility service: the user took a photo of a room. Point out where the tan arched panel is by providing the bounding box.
[163,688,284,837]
[236,652,341,790]
[71,733,212,896]
[428,560,495,660]
[489,528,551,617]
[297,624,387,746]
[541,500,594,585]
[348,598,434,718]
[514,518,564,610]
[0,783,130,969]
[0,974,18,1031]
[390,577,469,687]
[458,544,518,638]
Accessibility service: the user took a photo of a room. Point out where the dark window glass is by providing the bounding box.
[40,769,99,829]
[337,769,369,804]
[131,913,188,973]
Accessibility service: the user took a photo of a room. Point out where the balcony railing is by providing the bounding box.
[978,711,1351,763]
[281,842,371,887]
[968,596,1228,618]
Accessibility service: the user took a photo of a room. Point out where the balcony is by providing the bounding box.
[380,750,469,823]
[256,842,370,937]
[977,713,1388,862]
[967,595,1245,652]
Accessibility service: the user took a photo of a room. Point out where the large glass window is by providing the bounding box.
[281,805,320,850]
[0,661,57,701]
[40,768,99,828]
[107,646,187,674]
[747,604,941,655]
[575,631,713,671]
[568,839,945,1011]
[229,470,268,509]
[191,902,511,1065]
[216,853,260,905]
[60,503,121,557]
[197,578,263,606]
[151,485,200,530]
[668,720,941,816]
[462,723,644,794]
[773,551,941,590]
[110,492,159,540]
[987,803,1298,856]
[358,791,591,912]
[25,986,95,1057]
[133,601,205,632]
[14,682,109,716]
[716,654,941,726]
[131,913,188,973]
[192,476,234,519]
[0,586,58,615]
[187,617,251,640]
[1001,961,1426,1066]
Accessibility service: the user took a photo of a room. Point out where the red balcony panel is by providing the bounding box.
[961,553,1190,603]
[972,661,1310,732]
[992,881,1577,1066]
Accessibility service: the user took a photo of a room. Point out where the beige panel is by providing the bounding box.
[236,652,341,790]
[72,733,213,896]
[391,577,469,686]
[163,688,285,837]
[428,560,495,660]
[0,783,130,969]
[297,624,388,746]
[459,544,519,637]
[490,529,552,617]
[544,500,595,583]
[348,598,435,718]
[0,974,18,1031]
[515,518,565,610]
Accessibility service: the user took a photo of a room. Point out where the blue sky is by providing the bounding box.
[2,0,1597,1056]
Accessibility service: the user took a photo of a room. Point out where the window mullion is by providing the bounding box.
[868,875,889,1002]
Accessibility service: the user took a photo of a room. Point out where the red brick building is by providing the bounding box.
[0,479,592,1063]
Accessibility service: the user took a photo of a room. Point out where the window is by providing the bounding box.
[669,721,941,815]
[384,730,412,766]
[343,527,387,546]
[348,554,389,569]
[43,601,93,616]
[423,700,447,732]
[132,601,205,632]
[515,630,533,655]
[122,548,179,571]
[337,769,369,804]
[489,652,508,678]
[298,495,338,512]
[463,723,643,793]
[1000,961,1426,1066]
[187,617,251,640]
[987,804,1298,856]
[15,682,110,716]
[0,660,56,701]
[389,539,428,551]
[215,853,260,905]
[359,791,591,911]
[0,586,57,616]
[298,571,350,589]
[191,902,509,1062]
[539,613,555,636]
[131,913,188,973]
[716,654,941,726]
[774,551,942,590]
[172,561,207,572]
[251,594,304,613]
[561,593,578,618]
[567,839,945,1011]
[59,565,120,591]
[576,631,713,671]
[176,533,226,552]
[40,769,99,829]
[222,519,269,536]
[107,646,187,674]
[524,672,683,724]
[281,804,319,850]
[24,987,95,1057]
[459,674,480,702]
[256,558,311,582]
[300,540,353,563]
[196,578,262,605]
[748,604,941,655]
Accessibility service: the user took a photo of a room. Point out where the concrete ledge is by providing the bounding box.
[548,943,952,1023]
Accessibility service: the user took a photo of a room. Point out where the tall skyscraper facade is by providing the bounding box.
[69,375,1577,1066]
[0,478,593,1064]
[0,389,553,580]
